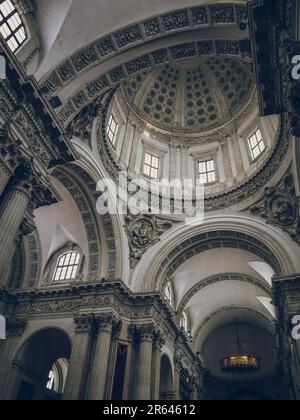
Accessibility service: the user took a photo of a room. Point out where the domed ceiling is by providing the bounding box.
[121,56,254,133]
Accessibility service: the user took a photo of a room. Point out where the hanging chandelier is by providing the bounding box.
[220,321,260,375]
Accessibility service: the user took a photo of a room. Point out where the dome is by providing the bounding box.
[121,56,254,134]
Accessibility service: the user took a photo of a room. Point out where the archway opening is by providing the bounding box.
[14,328,72,401]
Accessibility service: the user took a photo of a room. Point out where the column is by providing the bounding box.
[174,350,183,400]
[0,128,20,194]
[152,331,165,400]
[0,163,34,286]
[122,325,138,400]
[87,314,120,400]
[135,324,155,400]
[0,318,27,400]
[63,315,95,400]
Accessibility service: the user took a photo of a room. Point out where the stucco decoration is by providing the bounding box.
[251,171,300,246]
[121,57,253,133]
[125,214,173,268]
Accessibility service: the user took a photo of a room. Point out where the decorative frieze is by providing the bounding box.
[57,38,252,125]
[41,3,250,102]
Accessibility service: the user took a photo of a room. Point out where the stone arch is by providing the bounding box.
[40,3,251,118]
[131,216,299,292]
[194,305,274,351]
[52,163,119,281]
[176,273,272,315]
[11,327,72,400]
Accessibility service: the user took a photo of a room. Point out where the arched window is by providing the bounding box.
[0,0,27,52]
[164,282,172,306]
[180,311,189,333]
[53,251,80,281]
[248,128,266,161]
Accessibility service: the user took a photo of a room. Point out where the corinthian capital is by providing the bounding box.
[6,318,28,337]
[136,323,157,341]
[95,313,121,333]
[74,314,95,333]
[153,329,165,350]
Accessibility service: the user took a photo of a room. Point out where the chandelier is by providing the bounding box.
[220,321,260,375]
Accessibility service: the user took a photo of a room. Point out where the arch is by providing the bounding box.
[52,163,120,281]
[160,354,174,400]
[194,305,274,352]
[131,215,299,292]
[12,327,72,400]
[39,3,250,106]
[176,273,271,315]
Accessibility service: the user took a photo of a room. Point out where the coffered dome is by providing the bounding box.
[121,56,254,134]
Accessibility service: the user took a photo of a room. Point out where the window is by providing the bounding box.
[106,114,118,145]
[53,251,80,282]
[0,0,26,52]
[180,312,189,333]
[164,283,172,305]
[198,159,216,184]
[248,129,266,161]
[144,152,160,179]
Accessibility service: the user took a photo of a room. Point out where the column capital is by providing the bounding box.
[95,313,121,333]
[0,127,23,172]
[74,314,95,333]
[9,162,58,209]
[153,329,165,350]
[135,323,157,342]
[6,318,27,337]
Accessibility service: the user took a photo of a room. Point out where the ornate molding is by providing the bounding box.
[251,171,300,246]
[74,313,95,333]
[6,317,27,337]
[155,230,282,287]
[41,3,250,100]
[124,214,173,268]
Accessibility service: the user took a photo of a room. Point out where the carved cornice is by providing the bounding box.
[8,162,58,208]
[40,3,250,104]
[0,280,204,376]
[0,40,78,167]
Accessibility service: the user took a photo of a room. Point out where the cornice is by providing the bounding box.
[0,40,79,167]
